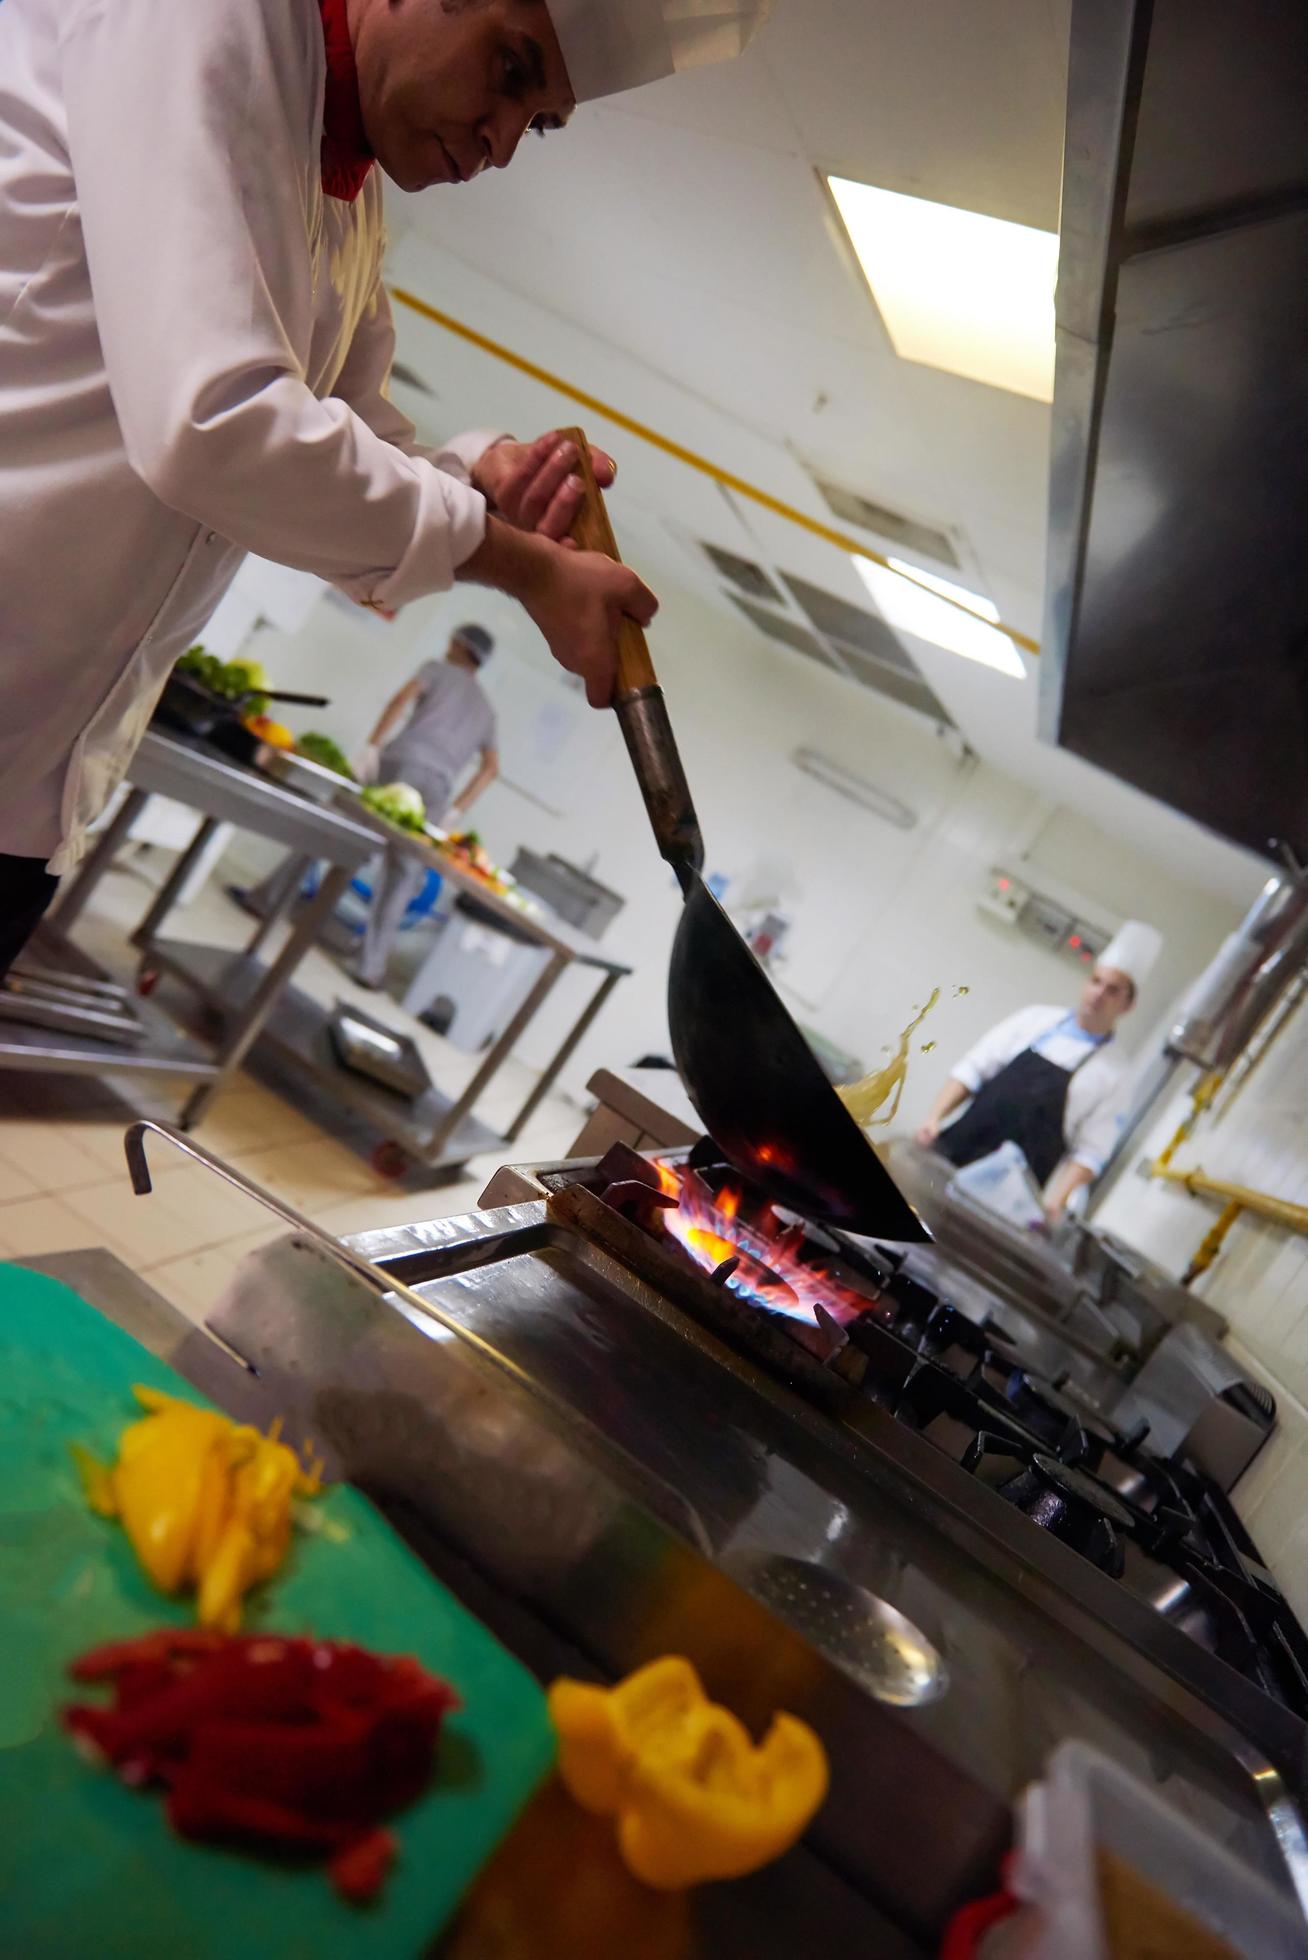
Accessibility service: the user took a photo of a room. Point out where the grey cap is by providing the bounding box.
[451,627,490,666]
[453,624,494,666]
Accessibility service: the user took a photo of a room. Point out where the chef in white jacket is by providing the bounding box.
[0,0,771,974]
[915,923,1163,1221]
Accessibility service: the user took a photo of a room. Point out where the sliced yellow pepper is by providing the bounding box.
[73,1385,322,1629]
[548,1657,828,1891]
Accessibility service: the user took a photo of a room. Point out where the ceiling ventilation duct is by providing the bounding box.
[1169,870,1308,1072]
[1041,0,1308,859]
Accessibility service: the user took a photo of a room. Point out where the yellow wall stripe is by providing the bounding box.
[389,284,1041,657]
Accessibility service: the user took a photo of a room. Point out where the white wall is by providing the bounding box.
[224,569,1248,1128]
[1095,1000,1308,1623]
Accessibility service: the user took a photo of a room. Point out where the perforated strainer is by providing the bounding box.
[726,1552,948,1707]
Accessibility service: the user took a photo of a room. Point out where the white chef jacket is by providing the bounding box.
[947,1006,1129,1176]
[0,0,502,874]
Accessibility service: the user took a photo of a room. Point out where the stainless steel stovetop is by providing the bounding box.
[143,1120,1308,1949]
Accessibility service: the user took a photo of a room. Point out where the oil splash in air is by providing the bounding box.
[838,989,941,1129]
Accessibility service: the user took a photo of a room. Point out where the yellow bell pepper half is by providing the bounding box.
[548,1657,829,1891]
[73,1387,323,1630]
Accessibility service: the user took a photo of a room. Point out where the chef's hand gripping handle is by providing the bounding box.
[561,427,704,882]
[561,427,657,700]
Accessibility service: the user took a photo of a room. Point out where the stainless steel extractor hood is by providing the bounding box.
[1040,0,1308,864]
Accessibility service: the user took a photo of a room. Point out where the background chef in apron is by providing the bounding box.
[915,922,1162,1222]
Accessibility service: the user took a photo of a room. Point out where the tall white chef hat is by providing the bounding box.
[1097,920,1162,995]
[548,0,773,104]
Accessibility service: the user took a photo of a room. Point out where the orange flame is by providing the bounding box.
[652,1160,870,1326]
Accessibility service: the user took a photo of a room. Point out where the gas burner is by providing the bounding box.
[965,1437,1134,1578]
[615,1152,894,1334]
[917,1302,1017,1381]
[542,1137,1308,1720]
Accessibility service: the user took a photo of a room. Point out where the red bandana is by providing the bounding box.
[318,0,374,202]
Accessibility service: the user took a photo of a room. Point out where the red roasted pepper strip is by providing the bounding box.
[330,1829,396,1904]
[63,1631,457,1904]
[70,1629,229,1680]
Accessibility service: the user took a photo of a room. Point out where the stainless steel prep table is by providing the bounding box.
[35,730,630,1177]
[324,799,634,1164]
[145,771,633,1173]
[231,753,634,1170]
[4,731,379,1116]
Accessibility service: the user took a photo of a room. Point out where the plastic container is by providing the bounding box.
[980,1742,1306,1957]
[948,1140,1047,1232]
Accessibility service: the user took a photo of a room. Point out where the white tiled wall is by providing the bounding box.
[1095,997,1308,1617]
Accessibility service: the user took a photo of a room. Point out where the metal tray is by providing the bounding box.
[0,968,145,1046]
[8,962,132,1003]
[253,742,362,806]
[327,999,432,1099]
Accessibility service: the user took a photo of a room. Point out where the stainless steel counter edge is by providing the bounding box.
[133,730,380,866]
[335,1200,1308,1921]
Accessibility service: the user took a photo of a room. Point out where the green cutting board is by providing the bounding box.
[0,1263,556,1957]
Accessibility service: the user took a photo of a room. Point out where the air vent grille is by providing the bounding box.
[782,574,916,673]
[813,478,961,569]
[835,646,956,728]
[702,543,785,603]
[728,594,838,667]
[390,361,436,397]
[729,592,957,728]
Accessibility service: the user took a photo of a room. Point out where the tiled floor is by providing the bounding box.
[0,867,587,1329]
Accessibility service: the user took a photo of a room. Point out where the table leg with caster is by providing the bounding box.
[371,1140,410,1182]
[129,816,221,952]
[47,790,150,934]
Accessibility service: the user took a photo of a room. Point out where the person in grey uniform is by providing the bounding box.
[355,624,499,988]
[234,623,498,981]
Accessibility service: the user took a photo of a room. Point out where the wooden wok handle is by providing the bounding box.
[560,427,657,696]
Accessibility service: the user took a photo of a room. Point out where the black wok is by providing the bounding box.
[564,429,928,1241]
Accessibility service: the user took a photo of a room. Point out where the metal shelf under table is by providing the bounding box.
[145,942,507,1173]
[0,923,216,1085]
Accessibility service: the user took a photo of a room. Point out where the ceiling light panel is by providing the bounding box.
[852,556,1027,680]
[827,177,1058,403]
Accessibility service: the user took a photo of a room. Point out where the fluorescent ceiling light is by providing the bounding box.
[827,177,1057,403]
[852,555,1027,680]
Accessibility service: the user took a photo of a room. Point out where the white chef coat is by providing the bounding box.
[947,1006,1129,1175]
[0,0,502,873]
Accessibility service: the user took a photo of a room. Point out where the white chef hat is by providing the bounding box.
[1098,920,1162,994]
[549,0,773,104]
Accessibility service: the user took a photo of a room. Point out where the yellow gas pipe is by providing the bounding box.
[1179,1199,1244,1288]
